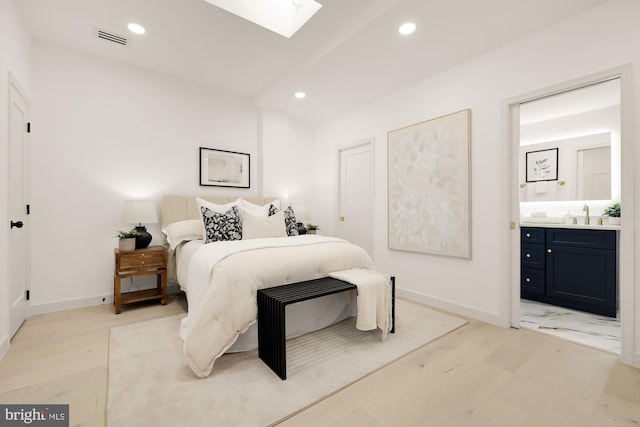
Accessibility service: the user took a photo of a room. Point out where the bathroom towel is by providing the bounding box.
[328,268,392,339]
[535,181,548,194]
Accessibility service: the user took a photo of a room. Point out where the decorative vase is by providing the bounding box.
[134,225,152,249]
[608,217,621,225]
[119,237,136,252]
[307,230,317,235]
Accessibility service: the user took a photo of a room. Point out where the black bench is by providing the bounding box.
[257,275,395,380]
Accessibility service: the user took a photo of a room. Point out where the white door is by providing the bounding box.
[577,146,611,200]
[8,77,30,338]
[337,141,373,255]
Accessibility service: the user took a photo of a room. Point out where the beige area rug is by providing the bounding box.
[107,299,467,427]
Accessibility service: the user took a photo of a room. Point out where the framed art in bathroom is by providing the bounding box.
[199,147,250,188]
[525,147,558,183]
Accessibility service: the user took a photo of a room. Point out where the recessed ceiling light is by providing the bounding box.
[398,22,416,35]
[294,92,306,99]
[127,23,146,35]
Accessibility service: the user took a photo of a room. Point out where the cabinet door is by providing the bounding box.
[547,228,616,249]
[546,245,616,317]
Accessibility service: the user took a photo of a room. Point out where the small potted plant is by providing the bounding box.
[306,224,320,235]
[116,229,137,251]
[603,202,621,225]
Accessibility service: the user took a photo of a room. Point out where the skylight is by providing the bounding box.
[202,0,322,38]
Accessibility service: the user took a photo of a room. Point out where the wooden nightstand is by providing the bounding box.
[114,245,167,314]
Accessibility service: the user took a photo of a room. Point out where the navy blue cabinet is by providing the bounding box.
[521,228,545,295]
[521,227,617,317]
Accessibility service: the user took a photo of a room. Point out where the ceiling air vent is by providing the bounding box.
[95,28,129,47]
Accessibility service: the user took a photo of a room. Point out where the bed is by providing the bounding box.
[161,195,387,378]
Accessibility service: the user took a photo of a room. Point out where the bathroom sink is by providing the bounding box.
[521,216,566,224]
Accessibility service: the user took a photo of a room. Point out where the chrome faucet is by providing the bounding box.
[583,204,590,225]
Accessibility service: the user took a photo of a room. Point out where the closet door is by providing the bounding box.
[337,141,373,255]
[8,76,30,338]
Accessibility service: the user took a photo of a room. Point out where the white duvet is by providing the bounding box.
[182,235,375,378]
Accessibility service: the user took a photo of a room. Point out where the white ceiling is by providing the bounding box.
[520,78,621,125]
[17,0,611,125]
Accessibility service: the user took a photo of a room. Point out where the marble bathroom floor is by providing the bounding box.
[520,299,620,354]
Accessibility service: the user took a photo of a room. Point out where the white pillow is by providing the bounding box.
[241,199,280,217]
[196,197,240,215]
[196,197,240,230]
[162,219,203,250]
[241,208,287,239]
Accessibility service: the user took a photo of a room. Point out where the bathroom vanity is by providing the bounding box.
[521,225,618,317]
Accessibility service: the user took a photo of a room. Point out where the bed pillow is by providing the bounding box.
[201,205,242,243]
[196,197,240,215]
[196,197,241,238]
[241,199,281,217]
[240,199,271,217]
[241,208,287,239]
[268,205,299,236]
[284,206,299,236]
[162,219,203,250]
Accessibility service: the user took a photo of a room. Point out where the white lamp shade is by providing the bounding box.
[291,204,310,223]
[122,200,158,225]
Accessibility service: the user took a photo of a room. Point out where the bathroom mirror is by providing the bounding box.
[520,132,611,201]
[519,78,620,202]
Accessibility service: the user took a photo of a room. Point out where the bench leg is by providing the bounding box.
[391,276,396,334]
[258,295,288,380]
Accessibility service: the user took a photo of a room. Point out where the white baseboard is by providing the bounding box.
[397,288,506,327]
[30,283,182,315]
[30,294,114,315]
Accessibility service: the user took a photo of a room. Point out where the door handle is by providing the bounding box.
[10,220,23,229]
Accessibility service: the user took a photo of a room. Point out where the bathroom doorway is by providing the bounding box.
[508,67,634,363]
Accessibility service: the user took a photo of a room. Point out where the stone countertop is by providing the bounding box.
[520,222,621,231]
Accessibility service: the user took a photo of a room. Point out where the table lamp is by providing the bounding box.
[122,200,158,249]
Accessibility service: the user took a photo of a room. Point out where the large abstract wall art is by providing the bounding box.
[387,109,472,258]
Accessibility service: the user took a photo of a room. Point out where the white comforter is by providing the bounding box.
[182,235,375,378]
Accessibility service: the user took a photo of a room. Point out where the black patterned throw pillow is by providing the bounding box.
[268,205,299,236]
[284,206,299,236]
[201,205,242,243]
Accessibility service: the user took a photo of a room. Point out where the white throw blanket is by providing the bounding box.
[182,235,376,378]
[328,269,392,339]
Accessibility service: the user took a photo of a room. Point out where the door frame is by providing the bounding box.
[336,138,375,256]
[7,72,31,337]
[505,64,636,366]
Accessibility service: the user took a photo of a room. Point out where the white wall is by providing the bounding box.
[28,42,315,314]
[0,0,31,356]
[260,109,316,209]
[314,0,639,332]
[29,43,256,312]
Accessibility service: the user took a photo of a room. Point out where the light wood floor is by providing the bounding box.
[1,294,639,426]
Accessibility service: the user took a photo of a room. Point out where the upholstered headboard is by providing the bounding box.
[161,195,278,228]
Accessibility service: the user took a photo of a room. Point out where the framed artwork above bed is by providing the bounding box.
[199,147,250,188]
